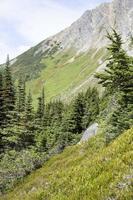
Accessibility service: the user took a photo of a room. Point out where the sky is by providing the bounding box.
[0,0,111,64]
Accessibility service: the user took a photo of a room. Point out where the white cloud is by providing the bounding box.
[17,1,81,43]
[0,0,82,42]
[0,0,111,63]
[0,0,84,63]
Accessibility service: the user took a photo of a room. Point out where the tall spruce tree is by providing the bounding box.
[95,30,133,142]
[82,88,99,129]
[25,91,34,124]
[15,78,26,129]
[35,88,45,131]
[42,87,45,117]
[95,30,131,97]
[62,93,84,134]
[20,91,35,147]
[3,55,15,126]
[0,72,5,152]
[16,78,26,113]
[0,72,5,127]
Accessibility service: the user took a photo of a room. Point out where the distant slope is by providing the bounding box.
[25,48,106,105]
[8,0,133,103]
[3,128,133,200]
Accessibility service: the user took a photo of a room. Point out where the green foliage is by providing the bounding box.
[95,30,133,142]
[35,88,45,131]
[106,103,133,143]
[0,55,100,193]
[0,72,5,127]
[3,55,15,126]
[3,128,133,200]
[0,149,47,193]
[11,47,105,105]
[16,78,26,113]
[62,93,85,134]
[22,91,36,146]
[62,88,99,136]
[82,87,99,129]
[11,46,46,80]
[0,30,132,199]
[96,30,132,98]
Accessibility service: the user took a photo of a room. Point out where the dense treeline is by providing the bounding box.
[0,57,99,193]
[0,60,99,153]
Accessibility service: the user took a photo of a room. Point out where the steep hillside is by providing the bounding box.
[7,0,133,103]
[26,48,106,105]
[3,128,133,200]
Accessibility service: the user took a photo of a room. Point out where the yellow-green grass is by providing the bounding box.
[3,128,133,200]
[26,48,105,107]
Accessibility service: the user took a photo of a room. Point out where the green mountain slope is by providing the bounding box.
[10,46,106,106]
[1,0,132,105]
[3,128,133,200]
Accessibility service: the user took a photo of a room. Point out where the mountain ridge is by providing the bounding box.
[4,0,133,103]
[35,0,133,55]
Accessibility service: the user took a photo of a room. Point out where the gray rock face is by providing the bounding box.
[80,123,99,143]
[37,0,133,55]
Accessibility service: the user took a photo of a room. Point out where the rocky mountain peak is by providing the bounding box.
[37,0,133,55]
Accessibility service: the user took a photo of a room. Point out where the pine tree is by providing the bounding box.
[45,100,64,126]
[3,55,15,126]
[72,92,85,133]
[0,72,5,152]
[17,78,26,113]
[95,30,133,142]
[82,88,99,129]
[95,29,131,97]
[121,55,133,104]
[14,78,26,132]
[35,96,43,131]
[88,88,99,121]
[42,87,45,117]
[0,72,5,127]
[20,91,35,147]
[62,93,84,134]
[35,87,45,130]
[25,91,34,124]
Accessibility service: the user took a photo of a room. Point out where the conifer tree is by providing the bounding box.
[15,78,26,131]
[17,78,26,113]
[3,55,15,126]
[82,88,99,129]
[42,87,45,117]
[0,72,5,152]
[46,100,64,126]
[25,91,34,124]
[0,72,5,127]
[35,87,45,130]
[20,91,35,147]
[95,29,131,98]
[62,93,84,134]
[95,30,133,142]
[35,96,43,131]
[72,92,85,133]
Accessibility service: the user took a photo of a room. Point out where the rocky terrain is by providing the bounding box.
[5,0,133,103]
[80,123,99,143]
[36,0,133,55]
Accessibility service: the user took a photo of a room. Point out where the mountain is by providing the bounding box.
[39,0,133,52]
[3,128,133,200]
[9,0,133,104]
[0,1,132,199]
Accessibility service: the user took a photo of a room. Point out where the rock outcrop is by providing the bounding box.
[80,123,99,143]
[37,0,133,55]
